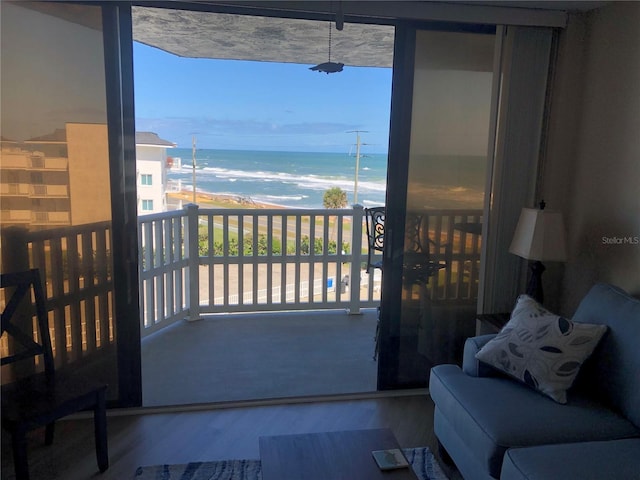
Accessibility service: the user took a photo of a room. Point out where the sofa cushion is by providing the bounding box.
[571,283,640,429]
[501,438,640,480]
[475,295,607,403]
[429,364,639,478]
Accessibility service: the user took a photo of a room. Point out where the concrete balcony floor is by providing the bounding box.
[141,308,380,407]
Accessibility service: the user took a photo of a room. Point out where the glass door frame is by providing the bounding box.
[377,24,415,390]
[103,3,142,407]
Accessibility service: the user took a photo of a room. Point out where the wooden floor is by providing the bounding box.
[1,394,462,480]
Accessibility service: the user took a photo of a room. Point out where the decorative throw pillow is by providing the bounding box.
[475,295,607,403]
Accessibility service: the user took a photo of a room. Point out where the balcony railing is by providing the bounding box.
[1,222,114,368]
[138,204,375,336]
[1,205,482,367]
[138,205,482,337]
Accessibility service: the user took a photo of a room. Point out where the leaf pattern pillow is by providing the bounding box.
[475,295,607,403]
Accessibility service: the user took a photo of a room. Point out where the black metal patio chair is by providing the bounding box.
[364,206,386,274]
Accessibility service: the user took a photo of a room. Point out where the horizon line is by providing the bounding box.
[169,146,389,155]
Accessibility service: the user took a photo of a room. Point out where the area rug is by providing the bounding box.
[134,447,448,479]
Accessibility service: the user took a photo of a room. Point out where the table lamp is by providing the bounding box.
[509,201,567,304]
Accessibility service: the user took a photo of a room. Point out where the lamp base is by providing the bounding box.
[526,261,545,304]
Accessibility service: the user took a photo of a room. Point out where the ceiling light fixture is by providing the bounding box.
[310,6,344,74]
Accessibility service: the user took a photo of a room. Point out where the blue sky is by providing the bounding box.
[133,42,393,153]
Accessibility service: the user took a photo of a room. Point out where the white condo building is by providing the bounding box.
[135,132,176,215]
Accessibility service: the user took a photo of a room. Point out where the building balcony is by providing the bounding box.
[29,184,69,198]
[0,183,30,197]
[0,209,31,223]
[31,211,71,225]
[0,154,68,171]
[0,183,69,199]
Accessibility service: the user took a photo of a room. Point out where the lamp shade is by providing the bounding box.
[509,207,567,262]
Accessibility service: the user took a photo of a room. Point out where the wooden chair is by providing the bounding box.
[1,269,109,480]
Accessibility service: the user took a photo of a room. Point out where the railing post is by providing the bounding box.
[184,203,201,321]
[348,204,364,315]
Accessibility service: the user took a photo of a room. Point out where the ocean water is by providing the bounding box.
[167,148,487,209]
[168,148,388,209]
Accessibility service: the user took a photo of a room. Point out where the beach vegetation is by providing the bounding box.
[323,187,348,241]
[300,236,350,255]
[199,234,284,256]
[323,187,348,209]
[197,229,349,257]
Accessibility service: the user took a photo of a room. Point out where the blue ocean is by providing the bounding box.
[167,148,487,209]
[168,148,388,209]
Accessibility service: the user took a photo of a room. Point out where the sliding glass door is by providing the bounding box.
[0,1,140,406]
[379,25,497,388]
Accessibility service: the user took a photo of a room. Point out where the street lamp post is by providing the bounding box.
[192,136,196,204]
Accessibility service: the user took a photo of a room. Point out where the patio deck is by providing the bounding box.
[141,308,380,406]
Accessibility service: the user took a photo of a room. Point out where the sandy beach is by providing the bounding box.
[168,190,286,209]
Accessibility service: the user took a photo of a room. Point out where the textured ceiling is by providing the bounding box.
[132,7,395,68]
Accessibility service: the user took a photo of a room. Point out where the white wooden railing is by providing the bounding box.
[138,204,381,336]
[138,205,483,337]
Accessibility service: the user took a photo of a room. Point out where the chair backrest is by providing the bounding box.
[364,207,385,274]
[365,207,385,253]
[1,269,55,383]
[405,212,437,255]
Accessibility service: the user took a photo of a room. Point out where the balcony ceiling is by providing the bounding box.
[132,7,396,68]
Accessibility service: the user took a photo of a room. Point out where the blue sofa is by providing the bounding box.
[429,283,640,479]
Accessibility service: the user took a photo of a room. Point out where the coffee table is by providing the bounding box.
[259,428,418,480]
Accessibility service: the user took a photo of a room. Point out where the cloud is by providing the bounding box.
[134,116,386,152]
[136,116,359,137]
[278,122,356,135]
